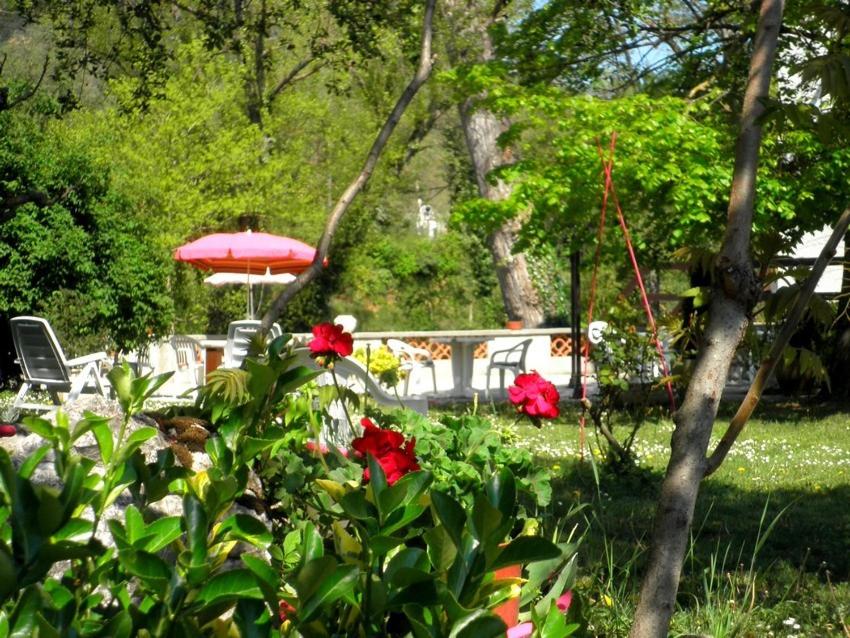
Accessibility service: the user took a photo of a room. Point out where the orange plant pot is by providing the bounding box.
[492,563,522,627]
[506,320,523,330]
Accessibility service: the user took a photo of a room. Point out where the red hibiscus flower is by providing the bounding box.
[308,322,354,360]
[352,418,419,485]
[363,440,420,485]
[351,417,404,458]
[508,371,560,420]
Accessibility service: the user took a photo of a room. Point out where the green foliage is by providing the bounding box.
[586,310,671,469]
[298,466,578,636]
[335,229,503,329]
[384,410,554,511]
[0,108,173,356]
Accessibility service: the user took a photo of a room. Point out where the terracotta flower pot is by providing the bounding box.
[506,320,523,330]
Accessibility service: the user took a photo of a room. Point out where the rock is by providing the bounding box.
[0,395,269,566]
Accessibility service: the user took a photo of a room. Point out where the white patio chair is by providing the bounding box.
[10,316,108,413]
[223,320,283,368]
[386,338,437,395]
[170,335,205,388]
[486,338,532,397]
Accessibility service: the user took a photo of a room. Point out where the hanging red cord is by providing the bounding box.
[578,134,616,460]
[579,133,676,460]
[594,136,677,412]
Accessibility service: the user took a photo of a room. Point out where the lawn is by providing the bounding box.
[501,401,850,637]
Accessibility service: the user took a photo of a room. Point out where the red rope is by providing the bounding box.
[578,134,617,460]
[594,137,677,412]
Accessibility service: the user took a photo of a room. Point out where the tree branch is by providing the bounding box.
[268,56,319,102]
[260,0,437,331]
[2,55,49,112]
[705,205,850,476]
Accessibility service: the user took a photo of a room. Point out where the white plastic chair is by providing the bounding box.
[223,320,283,368]
[386,338,437,395]
[485,338,532,397]
[10,316,108,413]
[170,335,205,388]
[333,314,358,333]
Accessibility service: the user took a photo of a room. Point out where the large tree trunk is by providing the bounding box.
[459,103,545,325]
[447,0,545,327]
[629,2,785,636]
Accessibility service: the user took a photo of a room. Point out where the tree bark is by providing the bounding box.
[260,0,436,330]
[448,0,545,327]
[629,2,785,636]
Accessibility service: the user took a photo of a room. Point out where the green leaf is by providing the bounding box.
[107,364,134,414]
[294,555,337,601]
[492,536,562,570]
[300,523,324,565]
[0,545,17,600]
[103,610,133,638]
[18,446,51,480]
[183,494,208,569]
[217,514,272,548]
[21,417,54,441]
[447,609,507,638]
[9,587,41,638]
[385,548,429,586]
[432,491,467,549]
[484,468,516,518]
[196,569,264,606]
[425,525,457,572]
[298,564,358,623]
[242,553,279,588]
[367,534,405,556]
[120,550,172,592]
[367,454,388,501]
[470,495,505,545]
[91,419,114,465]
[140,517,182,553]
[123,427,158,452]
[339,491,374,521]
[240,436,279,461]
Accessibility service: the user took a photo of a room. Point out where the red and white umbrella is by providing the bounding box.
[174,230,319,318]
[174,230,317,275]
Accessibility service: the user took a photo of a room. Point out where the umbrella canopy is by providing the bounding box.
[174,230,317,275]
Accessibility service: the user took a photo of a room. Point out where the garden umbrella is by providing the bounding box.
[174,230,318,318]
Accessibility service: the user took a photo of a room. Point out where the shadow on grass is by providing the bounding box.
[551,462,850,580]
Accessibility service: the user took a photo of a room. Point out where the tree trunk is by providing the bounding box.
[449,0,546,327]
[629,2,785,636]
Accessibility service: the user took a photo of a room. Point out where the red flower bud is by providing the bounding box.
[0,424,16,437]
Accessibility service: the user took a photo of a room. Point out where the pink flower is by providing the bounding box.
[508,371,560,420]
[505,590,573,637]
[309,322,354,360]
[556,590,572,613]
[506,622,534,638]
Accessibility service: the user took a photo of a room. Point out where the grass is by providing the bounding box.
[498,401,850,637]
